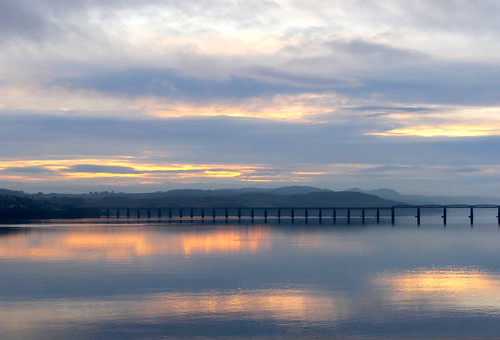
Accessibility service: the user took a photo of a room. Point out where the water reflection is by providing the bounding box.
[375,267,500,314]
[1,223,500,339]
[0,226,269,260]
[0,289,356,334]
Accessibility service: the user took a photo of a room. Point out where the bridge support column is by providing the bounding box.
[347,208,351,224]
[376,208,380,223]
[361,209,365,224]
[469,207,474,226]
[391,207,395,225]
[416,207,421,225]
[442,207,447,226]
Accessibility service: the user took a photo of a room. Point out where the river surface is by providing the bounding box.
[1,217,500,339]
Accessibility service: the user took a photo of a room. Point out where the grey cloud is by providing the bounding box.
[362,165,416,173]
[0,1,51,40]
[346,61,500,105]
[325,39,429,65]
[1,166,55,174]
[67,165,143,174]
[248,66,358,88]
[58,68,325,101]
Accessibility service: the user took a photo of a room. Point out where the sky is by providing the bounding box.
[1,0,500,195]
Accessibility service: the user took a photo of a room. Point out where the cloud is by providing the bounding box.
[362,165,417,173]
[57,68,331,102]
[67,165,143,174]
[325,39,429,65]
[0,1,50,40]
[0,166,55,174]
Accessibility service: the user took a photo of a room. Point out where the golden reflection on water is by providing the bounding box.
[374,267,500,312]
[0,289,354,332]
[0,226,269,260]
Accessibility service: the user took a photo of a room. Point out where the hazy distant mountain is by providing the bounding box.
[268,186,332,195]
[347,188,500,205]
[0,188,26,196]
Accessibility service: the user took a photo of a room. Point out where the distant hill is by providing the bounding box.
[268,186,331,195]
[0,186,399,213]
[79,189,398,208]
[347,188,500,205]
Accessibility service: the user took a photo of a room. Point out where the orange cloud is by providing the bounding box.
[369,125,500,137]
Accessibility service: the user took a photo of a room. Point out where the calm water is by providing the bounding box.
[1,217,500,339]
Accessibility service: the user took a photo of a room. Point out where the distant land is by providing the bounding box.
[1,185,499,220]
[346,188,500,205]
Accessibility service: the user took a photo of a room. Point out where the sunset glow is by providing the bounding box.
[0,227,269,260]
[370,125,500,137]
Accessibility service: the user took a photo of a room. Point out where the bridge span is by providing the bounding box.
[102,205,500,225]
